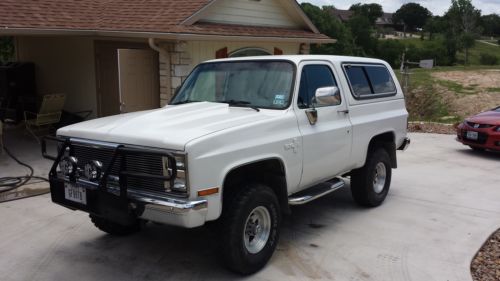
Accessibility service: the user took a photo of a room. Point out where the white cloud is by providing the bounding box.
[298,0,500,15]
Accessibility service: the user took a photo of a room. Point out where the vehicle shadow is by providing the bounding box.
[455,147,500,160]
[53,186,366,280]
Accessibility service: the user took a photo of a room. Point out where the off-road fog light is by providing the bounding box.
[84,160,103,181]
[59,156,78,176]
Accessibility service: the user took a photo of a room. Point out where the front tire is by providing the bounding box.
[351,147,392,207]
[220,184,281,275]
[90,214,141,236]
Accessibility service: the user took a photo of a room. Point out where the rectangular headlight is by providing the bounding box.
[163,154,188,193]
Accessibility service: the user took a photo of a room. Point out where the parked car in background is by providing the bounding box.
[456,106,500,151]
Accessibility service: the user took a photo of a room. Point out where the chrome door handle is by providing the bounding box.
[338,109,349,114]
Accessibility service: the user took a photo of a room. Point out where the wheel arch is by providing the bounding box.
[221,157,290,215]
[368,131,397,168]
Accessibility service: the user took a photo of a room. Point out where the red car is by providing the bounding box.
[456,106,500,151]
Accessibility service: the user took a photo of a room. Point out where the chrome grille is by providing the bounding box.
[72,145,165,193]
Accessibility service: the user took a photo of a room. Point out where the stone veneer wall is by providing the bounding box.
[158,41,192,106]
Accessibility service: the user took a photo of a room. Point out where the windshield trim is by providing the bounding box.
[169,59,297,110]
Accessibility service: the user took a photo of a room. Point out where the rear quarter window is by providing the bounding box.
[343,63,397,99]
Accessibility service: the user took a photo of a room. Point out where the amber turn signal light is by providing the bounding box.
[197,187,219,197]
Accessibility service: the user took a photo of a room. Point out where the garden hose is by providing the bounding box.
[0,142,49,193]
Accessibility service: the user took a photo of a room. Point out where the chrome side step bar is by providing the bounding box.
[288,178,345,205]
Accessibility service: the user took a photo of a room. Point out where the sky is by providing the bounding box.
[298,0,500,15]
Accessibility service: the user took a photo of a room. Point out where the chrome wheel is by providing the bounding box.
[373,162,387,193]
[243,206,271,254]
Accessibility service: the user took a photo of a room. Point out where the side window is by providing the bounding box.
[297,65,338,109]
[345,66,371,96]
[344,64,397,98]
[365,66,396,94]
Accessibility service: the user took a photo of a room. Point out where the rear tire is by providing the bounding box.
[90,214,141,236]
[219,184,281,275]
[351,147,392,207]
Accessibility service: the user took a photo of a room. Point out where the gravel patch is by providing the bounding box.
[471,228,500,281]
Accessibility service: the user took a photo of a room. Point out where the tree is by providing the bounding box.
[480,14,500,37]
[348,15,378,56]
[301,3,355,55]
[349,3,383,25]
[445,0,481,64]
[393,3,432,37]
[423,16,444,40]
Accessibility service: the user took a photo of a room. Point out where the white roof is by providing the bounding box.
[206,55,388,65]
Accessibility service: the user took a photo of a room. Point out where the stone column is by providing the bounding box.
[168,41,192,103]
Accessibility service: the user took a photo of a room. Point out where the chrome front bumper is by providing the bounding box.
[128,189,208,228]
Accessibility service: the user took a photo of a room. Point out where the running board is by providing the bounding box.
[288,178,345,205]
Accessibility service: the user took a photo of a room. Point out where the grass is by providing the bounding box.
[487,87,500,93]
[388,37,499,122]
[395,65,500,123]
[394,37,500,66]
[457,40,500,65]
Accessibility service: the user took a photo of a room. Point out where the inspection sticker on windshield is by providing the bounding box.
[273,94,286,105]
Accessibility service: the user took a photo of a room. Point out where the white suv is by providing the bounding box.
[44,55,410,274]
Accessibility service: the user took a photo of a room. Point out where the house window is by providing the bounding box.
[229,47,271,58]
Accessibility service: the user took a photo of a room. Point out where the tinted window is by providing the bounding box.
[345,66,371,96]
[298,65,337,108]
[365,66,396,94]
[344,64,397,98]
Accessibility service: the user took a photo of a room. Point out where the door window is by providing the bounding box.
[297,65,339,109]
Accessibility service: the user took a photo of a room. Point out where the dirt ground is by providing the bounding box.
[432,70,500,118]
[408,122,457,134]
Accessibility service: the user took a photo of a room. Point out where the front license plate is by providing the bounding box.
[466,131,478,140]
[64,183,87,205]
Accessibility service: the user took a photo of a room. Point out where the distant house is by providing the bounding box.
[0,0,333,118]
[329,8,401,29]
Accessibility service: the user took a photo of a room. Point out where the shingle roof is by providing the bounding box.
[0,0,331,41]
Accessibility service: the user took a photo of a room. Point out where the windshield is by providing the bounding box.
[170,61,295,109]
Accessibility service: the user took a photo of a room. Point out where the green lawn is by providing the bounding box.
[393,37,500,66]
[457,40,499,65]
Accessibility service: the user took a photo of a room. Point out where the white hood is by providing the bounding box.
[57,102,279,151]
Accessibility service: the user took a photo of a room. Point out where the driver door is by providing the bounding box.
[295,61,353,188]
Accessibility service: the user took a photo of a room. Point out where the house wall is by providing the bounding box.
[201,0,301,28]
[158,40,304,106]
[16,37,97,117]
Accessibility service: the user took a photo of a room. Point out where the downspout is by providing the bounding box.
[148,38,165,54]
[148,38,170,106]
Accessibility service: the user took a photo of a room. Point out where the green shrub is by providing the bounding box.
[376,40,405,67]
[479,53,499,65]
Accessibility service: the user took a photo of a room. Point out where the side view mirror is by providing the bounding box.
[305,86,341,126]
[313,86,340,107]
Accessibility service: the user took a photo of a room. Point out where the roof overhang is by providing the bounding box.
[182,0,321,34]
[0,27,336,43]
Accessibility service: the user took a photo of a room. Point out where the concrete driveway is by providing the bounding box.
[1,133,499,281]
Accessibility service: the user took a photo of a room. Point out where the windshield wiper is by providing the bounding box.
[219,99,260,112]
[171,99,199,105]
